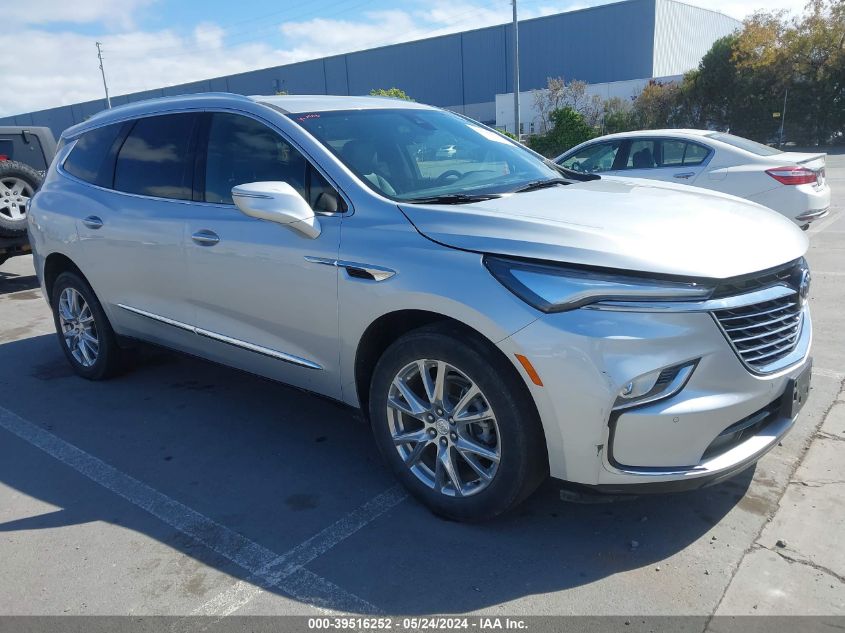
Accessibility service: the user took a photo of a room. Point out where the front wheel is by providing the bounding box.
[369,325,547,521]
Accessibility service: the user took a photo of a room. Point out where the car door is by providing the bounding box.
[617,138,711,184]
[184,111,343,397]
[70,112,201,352]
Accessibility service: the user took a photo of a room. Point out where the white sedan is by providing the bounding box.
[555,129,830,228]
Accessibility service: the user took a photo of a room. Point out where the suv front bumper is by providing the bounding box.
[497,303,812,489]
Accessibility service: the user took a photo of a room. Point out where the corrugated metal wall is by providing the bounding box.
[652,0,739,77]
[1,0,734,137]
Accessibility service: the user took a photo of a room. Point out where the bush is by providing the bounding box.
[370,88,414,101]
[527,107,596,157]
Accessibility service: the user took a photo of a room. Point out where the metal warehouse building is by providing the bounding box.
[1,0,739,137]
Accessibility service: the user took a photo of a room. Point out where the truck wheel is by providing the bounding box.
[0,161,42,237]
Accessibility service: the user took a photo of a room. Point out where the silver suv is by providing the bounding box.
[28,93,813,521]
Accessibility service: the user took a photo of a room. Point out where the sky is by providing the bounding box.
[2,0,810,118]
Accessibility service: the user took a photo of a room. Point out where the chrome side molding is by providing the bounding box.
[116,304,322,370]
[304,256,396,282]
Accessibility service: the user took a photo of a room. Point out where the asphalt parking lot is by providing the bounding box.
[0,158,843,622]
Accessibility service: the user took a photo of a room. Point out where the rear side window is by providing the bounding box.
[660,140,710,166]
[0,133,48,171]
[114,113,197,200]
[63,123,124,187]
[683,142,709,165]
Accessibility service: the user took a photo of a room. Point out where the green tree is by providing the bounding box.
[602,96,636,134]
[370,88,414,101]
[527,107,596,157]
[631,80,682,129]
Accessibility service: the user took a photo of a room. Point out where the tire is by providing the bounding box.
[369,324,548,521]
[50,271,124,380]
[0,161,42,237]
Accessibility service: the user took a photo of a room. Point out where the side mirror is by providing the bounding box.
[231,181,321,239]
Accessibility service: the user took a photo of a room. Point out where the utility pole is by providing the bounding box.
[96,42,112,109]
[512,0,520,140]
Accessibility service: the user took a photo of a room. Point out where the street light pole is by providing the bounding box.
[779,87,788,148]
[512,0,520,139]
[96,42,112,109]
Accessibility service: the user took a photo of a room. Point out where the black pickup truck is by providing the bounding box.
[0,126,57,267]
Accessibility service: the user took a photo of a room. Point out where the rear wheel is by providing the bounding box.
[51,272,124,380]
[369,325,547,521]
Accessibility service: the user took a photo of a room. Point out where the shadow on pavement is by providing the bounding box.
[0,333,752,614]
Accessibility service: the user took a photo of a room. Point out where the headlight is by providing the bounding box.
[484,256,713,313]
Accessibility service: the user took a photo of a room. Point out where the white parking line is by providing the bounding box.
[810,271,845,276]
[189,484,408,618]
[0,404,406,616]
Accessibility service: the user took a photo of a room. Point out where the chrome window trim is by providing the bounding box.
[117,304,323,370]
[587,284,796,313]
[57,107,354,216]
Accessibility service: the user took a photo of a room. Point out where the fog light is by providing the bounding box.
[613,360,698,411]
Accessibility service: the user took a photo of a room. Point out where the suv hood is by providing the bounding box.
[399,177,808,279]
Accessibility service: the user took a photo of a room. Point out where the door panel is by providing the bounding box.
[185,111,343,398]
[185,206,342,396]
[73,112,199,350]
[76,194,194,349]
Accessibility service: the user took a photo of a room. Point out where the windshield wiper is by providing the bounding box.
[403,193,501,204]
[512,178,570,193]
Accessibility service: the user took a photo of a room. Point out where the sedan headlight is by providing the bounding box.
[484,256,713,312]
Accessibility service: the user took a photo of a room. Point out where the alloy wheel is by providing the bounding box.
[0,177,34,221]
[386,359,501,497]
[58,287,99,367]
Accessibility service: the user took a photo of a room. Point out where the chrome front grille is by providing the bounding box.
[712,259,807,372]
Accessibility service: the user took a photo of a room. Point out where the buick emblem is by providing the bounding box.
[797,267,811,307]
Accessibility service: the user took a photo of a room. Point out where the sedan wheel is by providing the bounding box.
[387,359,501,497]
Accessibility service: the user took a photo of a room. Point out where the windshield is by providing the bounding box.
[289,109,560,202]
[706,132,783,156]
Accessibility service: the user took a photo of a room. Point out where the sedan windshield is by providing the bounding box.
[289,109,561,202]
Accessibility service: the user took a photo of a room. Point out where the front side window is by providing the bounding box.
[203,113,343,212]
[290,109,560,202]
[63,123,125,187]
[114,113,197,200]
[559,142,620,173]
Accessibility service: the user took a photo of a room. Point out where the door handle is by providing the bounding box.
[82,215,103,229]
[191,230,220,246]
[673,172,695,180]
